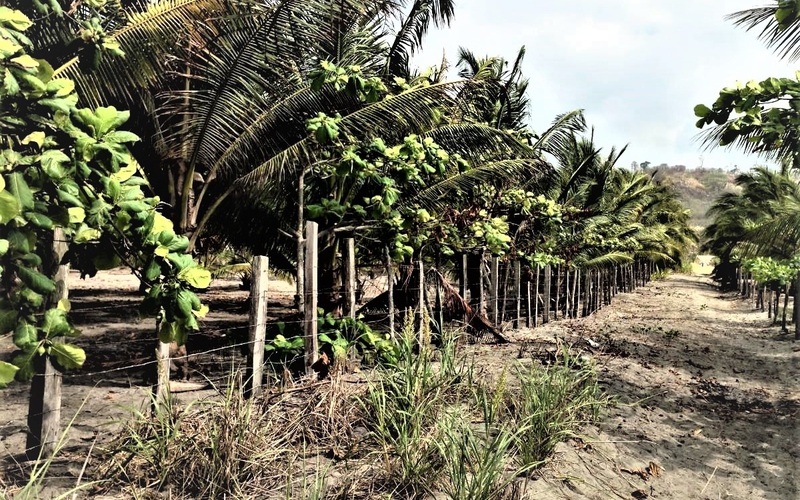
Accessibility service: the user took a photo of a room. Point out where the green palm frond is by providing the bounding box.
[406,157,553,212]
[577,252,633,269]
[727,5,800,62]
[54,0,235,107]
[386,0,455,78]
[209,85,361,181]
[424,123,534,162]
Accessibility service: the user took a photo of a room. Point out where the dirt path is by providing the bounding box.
[514,274,800,499]
[1,273,798,499]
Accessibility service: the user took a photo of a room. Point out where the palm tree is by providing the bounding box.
[456,46,531,134]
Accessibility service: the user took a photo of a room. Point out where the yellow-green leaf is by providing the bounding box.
[0,361,18,388]
[110,160,137,182]
[68,206,85,224]
[10,54,38,70]
[194,304,209,318]
[178,267,211,289]
[74,226,101,243]
[0,7,33,31]
[49,342,85,369]
[152,212,173,234]
[21,131,45,147]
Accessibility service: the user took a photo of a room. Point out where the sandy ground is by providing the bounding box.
[508,274,800,499]
[1,271,798,499]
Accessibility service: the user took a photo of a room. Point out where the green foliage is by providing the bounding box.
[695,73,800,159]
[0,9,208,387]
[265,313,397,368]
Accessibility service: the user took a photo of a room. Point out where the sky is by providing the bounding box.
[414,0,796,171]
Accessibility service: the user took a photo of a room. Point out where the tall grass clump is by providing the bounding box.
[358,314,452,495]
[508,351,606,469]
[102,382,290,498]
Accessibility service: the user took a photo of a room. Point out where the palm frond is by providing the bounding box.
[727,5,800,62]
[54,0,234,107]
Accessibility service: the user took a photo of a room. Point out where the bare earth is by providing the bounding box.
[1,271,798,499]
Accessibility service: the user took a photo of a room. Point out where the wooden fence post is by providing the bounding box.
[26,228,68,459]
[418,257,426,346]
[343,239,356,318]
[490,256,499,325]
[795,272,800,341]
[543,265,551,324]
[246,256,269,398]
[386,247,395,340]
[304,222,319,377]
[534,264,540,327]
[554,265,560,321]
[564,266,570,318]
[526,281,532,328]
[460,253,469,326]
[513,259,521,328]
[478,249,487,317]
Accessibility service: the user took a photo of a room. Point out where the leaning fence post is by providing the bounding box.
[246,256,269,398]
[343,238,356,318]
[26,228,68,459]
[304,221,319,377]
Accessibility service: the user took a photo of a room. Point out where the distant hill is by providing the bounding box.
[638,164,738,231]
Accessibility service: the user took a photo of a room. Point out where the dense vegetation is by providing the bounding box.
[696,1,800,336]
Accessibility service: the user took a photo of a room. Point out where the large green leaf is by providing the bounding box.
[16,265,56,295]
[0,189,20,222]
[0,361,18,388]
[43,308,77,338]
[49,342,86,369]
[40,150,70,179]
[13,322,36,348]
[7,172,33,210]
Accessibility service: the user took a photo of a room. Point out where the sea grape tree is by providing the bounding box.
[0,7,209,387]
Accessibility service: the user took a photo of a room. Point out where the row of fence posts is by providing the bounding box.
[736,267,800,339]
[164,223,660,404]
[26,220,659,459]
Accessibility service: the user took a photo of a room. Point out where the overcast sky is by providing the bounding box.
[414,0,795,170]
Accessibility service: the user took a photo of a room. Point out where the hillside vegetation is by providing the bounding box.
[639,164,738,229]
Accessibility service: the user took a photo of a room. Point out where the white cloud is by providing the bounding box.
[415,0,796,169]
